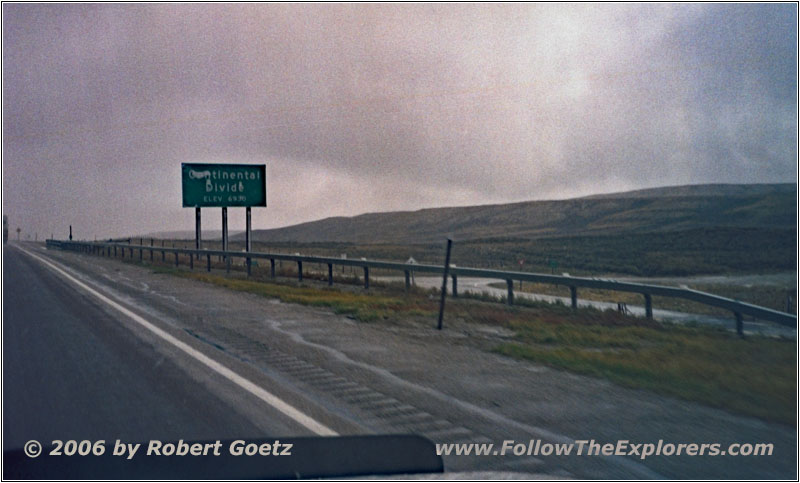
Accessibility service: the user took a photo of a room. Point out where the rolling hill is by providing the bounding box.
[236,183,796,245]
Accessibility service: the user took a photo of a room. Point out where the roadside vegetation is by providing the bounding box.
[493,320,795,426]
[145,261,796,425]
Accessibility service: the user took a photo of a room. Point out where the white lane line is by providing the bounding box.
[19,247,338,437]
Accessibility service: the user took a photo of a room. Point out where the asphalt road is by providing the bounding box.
[2,244,317,449]
[2,244,442,479]
[3,243,796,479]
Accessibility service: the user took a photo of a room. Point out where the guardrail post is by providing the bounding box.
[270,259,276,278]
[190,252,194,270]
[114,246,117,257]
[452,275,458,297]
[150,239,154,261]
[328,263,333,286]
[139,247,143,262]
[297,261,303,281]
[207,253,211,272]
[570,286,577,309]
[162,250,165,262]
[226,254,231,274]
[735,312,743,336]
[247,257,252,277]
[506,279,514,306]
[175,252,179,267]
[364,266,369,289]
[644,293,652,319]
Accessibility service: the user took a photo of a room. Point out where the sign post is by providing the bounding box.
[245,206,252,275]
[245,207,252,252]
[181,163,266,271]
[195,207,202,258]
[222,207,228,264]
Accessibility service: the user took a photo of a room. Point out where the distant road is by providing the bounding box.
[3,244,322,452]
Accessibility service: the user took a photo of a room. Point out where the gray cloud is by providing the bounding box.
[2,3,796,239]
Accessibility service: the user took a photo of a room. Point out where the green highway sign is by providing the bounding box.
[182,163,266,207]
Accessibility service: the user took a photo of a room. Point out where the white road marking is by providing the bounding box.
[18,246,338,436]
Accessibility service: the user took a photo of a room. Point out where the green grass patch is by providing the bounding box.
[494,319,796,425]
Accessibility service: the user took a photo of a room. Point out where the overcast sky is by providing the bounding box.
[2,3,797,240]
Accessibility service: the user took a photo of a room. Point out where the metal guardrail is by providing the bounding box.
[46,239,797,334]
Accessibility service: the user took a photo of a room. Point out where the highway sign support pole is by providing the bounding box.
[437,238,453,330]
[222,207,228,259]
[245,206,251,252]
[195,207,202,260]
[246,206,252,276]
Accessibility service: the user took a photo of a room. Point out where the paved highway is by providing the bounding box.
[3,244,324,445]
[3,243,796,479]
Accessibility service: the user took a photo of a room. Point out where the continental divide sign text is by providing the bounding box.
[182,163,266,207]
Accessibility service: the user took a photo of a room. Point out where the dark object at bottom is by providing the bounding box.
[4,435,443,480]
